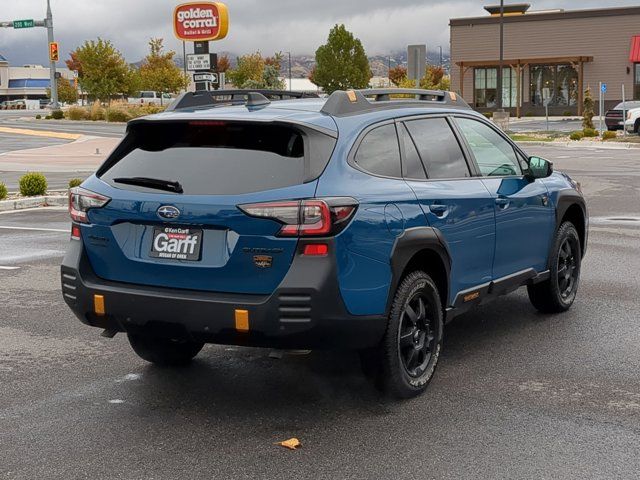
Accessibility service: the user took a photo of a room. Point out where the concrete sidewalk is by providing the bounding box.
[0,135,120,172]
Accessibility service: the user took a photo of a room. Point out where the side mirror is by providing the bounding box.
[527,156,553,180]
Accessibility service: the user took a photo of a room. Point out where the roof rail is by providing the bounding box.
[166,89,320,111]
[320,88,470,116]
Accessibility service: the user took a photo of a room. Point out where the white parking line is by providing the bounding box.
[0,225,69,233]
[0,266,20,270]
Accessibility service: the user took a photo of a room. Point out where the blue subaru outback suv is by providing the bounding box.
[61,88,587,398]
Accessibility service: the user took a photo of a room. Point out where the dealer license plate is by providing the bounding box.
[150,226,203,261]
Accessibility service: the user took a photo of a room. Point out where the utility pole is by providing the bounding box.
[0,1,58,108]
[46,0,58,109]
[288,51,292,91]
[497,0,504,111]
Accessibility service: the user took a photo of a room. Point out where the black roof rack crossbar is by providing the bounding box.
[320,88,471,116]
[166,89,320,111]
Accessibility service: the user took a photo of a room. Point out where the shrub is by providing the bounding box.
[582,127,598,138]
[563,110,573,117]
[89,101,105,121]
[19,172,47,196]
[35,114,41,120]
[68,178,83,188]
[51,109,64,119]
[66,106,90,121]
[525,111,534,117]
[569,131,584,141]
[583,88,595,130]
[0,182,7,200]
[106,108,132,123]
[44,115,52,120]
[602,130,617,141]
[483,112,493,119]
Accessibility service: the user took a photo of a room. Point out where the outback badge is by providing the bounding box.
[253,255,273,268]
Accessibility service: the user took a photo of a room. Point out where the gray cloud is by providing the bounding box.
[0,0,637,65]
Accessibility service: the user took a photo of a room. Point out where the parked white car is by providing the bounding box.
[624,106,640,134]
[128,91,174,106]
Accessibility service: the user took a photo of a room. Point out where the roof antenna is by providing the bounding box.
[246,92,271,108]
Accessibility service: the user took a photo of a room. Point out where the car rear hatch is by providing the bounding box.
[80,119,336,295]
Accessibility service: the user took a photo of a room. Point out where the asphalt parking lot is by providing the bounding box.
[1,145,639,479]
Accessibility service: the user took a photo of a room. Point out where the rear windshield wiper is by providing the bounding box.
[113,176,183,194]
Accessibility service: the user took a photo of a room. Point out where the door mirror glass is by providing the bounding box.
[527,156,553,179]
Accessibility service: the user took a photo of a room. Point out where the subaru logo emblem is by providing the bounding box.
[157,205,181,220]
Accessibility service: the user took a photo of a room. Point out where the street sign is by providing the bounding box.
[187,53,216,71]
[173,2,229,42]
[193,72,218,83]
[601,83,607,94]
[13,19,34,29]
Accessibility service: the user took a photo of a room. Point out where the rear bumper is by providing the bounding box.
[61,238,387,350]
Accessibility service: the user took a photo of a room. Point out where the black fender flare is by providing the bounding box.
[387,227,452,313]
[554,189,588,260]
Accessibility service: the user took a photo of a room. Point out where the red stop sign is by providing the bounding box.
[173,2,229,42]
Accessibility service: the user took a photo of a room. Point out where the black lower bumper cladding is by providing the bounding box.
[61,238,386,350]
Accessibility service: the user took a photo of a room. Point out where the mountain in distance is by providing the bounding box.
[168,50,450,79]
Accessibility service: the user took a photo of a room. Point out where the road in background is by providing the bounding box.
[1,147,639,479]
[509,117,583,133]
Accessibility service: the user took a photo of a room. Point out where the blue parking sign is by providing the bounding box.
[601,83,607,93]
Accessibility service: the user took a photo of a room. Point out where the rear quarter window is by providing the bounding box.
[98,121,336,195]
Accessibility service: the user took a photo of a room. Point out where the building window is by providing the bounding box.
[475,67,518,108]
[635,64,640,100]
[530,64,578,106]
[474,67,497,108]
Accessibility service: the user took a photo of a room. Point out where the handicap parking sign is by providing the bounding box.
[601,83,607,93]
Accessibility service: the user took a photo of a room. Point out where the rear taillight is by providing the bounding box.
[68,187,110,223]
[238,198,357,237]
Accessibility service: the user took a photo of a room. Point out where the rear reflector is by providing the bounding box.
[235,309,249,333]
[71,224,81,240]
[303,244,328,256]
[94,294,105,316]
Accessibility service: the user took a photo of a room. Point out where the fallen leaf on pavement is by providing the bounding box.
[276,438,302,450]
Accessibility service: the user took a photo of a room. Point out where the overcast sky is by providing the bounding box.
[0,0,637,65]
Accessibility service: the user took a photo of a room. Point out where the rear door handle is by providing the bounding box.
[429,204,449,217]
[495,197,510,208]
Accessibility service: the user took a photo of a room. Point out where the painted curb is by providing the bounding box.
[516,141,640,149]
[0,195,67,212]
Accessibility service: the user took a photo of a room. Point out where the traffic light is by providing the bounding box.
[49,42,59,62]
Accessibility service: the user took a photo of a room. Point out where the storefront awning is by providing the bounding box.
[630,36,640,62]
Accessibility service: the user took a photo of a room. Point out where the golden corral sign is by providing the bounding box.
[173,2,229,41]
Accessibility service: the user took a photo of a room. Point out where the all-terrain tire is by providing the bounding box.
[527,222,582,313]
[378,271,444,399]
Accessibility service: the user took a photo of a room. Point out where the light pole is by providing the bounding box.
[497,0,504,111]
[437,46,443,68]
[287,51,292,91]
[46,0,58,108]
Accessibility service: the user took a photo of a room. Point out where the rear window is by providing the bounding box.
[98,121,336,195]
[613,101,640,110]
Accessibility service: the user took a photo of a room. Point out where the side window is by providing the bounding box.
[456,118,522,177]
[398,123,426,180]
[354,124,401,178]
[405,118,470,179]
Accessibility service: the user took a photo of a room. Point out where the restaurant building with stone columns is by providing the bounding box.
[450,4,640,117]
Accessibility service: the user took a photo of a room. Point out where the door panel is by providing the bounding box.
[405,179,496,304]
[453,116,554,278]
[481,177,554,277]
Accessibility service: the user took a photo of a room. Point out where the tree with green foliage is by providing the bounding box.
[313,24,371,94]
[582,88,595,130]
[46,77,78,104]
[139,38,188,95]
[73,39,138,103]
[227,52,284,89]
